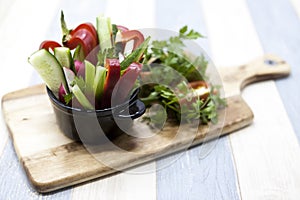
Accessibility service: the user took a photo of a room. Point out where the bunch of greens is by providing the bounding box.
[140,26,226,124]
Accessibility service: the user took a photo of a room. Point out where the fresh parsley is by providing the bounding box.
[141,26,225,124]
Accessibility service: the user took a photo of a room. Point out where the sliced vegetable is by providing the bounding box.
[39,40,61,51]
[72,84,94,110]
[54,47,73,70]
[96,15,113,50]
[73,45,85,62]
[116,25,129,32]
[84,60,96,94]
[75,60,85,78]
[120,36,150,70]
[100,58,121,108]
[93,66,106,101]
[115,62,142,104]
[61,11,98,58]
[63,67,75,91]
[58,84,67,103]
[28,49,68,95]
[121,30,144,51]
[74,60,83,73]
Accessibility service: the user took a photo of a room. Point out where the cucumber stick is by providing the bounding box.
[96,15,112,50]
[54,47,73,70]
[84,60,95,93]
[93,66,106,99]
[63,67,75,91]
[72,84,94,110]
[28,49,68,95]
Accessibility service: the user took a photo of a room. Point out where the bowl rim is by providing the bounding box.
[46,86,140,114]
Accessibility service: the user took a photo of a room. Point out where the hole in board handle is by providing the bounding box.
[264,59,278,66]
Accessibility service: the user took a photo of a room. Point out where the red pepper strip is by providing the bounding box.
[121,30,144,51]
[73,23,98,43]
[114,62,142,104]
[63,28,98,57]
[100,59,121,109]
[117,25,129,32]
[39,40,61,51]
[61,12,98,57]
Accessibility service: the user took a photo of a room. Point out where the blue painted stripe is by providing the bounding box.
[246,0,300,142]
[154,0,240,199]
[0,140,71,199]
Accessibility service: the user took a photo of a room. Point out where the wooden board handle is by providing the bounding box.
[219,54,291,97]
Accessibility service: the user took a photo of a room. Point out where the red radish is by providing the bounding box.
[58,84,67,103]
[74,60,85,78]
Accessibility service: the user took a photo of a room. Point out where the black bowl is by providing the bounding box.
[47,87,145,145]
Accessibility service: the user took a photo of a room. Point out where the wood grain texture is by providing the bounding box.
[0,140,71,200]
[1,55,289,193]
[0,0,61,164]
[154,1,240,199]
[203,0,300,199]
[71,162,156,200]
[247,0,300,142]
[154,1,238,199]
[1,89,250,193]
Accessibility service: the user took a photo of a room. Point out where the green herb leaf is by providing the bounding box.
[64,92,73,104]
[60,11,70,43]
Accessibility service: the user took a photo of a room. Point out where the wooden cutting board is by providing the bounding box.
[1,55,290,193]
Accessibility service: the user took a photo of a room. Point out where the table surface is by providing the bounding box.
[1,0,300,199]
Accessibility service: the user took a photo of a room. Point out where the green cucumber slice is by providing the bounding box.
[72,84,94,110]
[84,60,96,93]
[93,66,106,99]
[54,47,74,71]
[63,67,75,91]
[97,15,112,50]
[28,49,68,95]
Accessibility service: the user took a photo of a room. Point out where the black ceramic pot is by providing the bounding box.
[47,87,145,145]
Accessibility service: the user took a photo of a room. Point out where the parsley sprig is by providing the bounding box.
[141,26,225,124]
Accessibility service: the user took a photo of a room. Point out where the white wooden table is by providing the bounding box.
[1,0,300,199]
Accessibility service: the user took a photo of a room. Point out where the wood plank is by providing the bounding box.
[247,0,300,142]
[202,0,300,199]
[0,0,66,199]
[0,140,71,200]
[0,0,61,157]
[71,163,156,200]
[154,1,240,199]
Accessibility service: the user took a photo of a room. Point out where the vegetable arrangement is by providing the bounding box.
[28,12,225,124]
[29,11,149,109]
